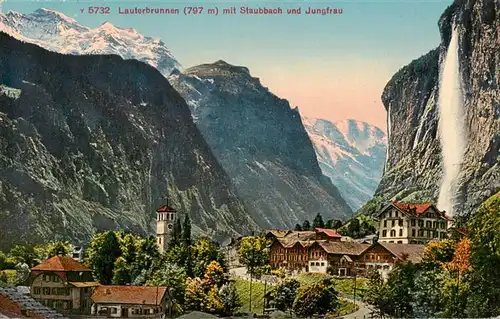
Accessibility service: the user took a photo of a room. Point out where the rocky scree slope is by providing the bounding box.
[372,0,499,216]
[169,61,353,228]
[0,33,259,250]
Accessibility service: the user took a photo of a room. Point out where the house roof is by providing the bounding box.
[156,205,176,213]
[265,230,291,238]
[91,286,167,305]
[315,228,342,238]
[69,282,100,288]
[378,243,425,264]
[391,202,434,215]
[275,231,318,247]
[378,202,452,220]
[31,255,91,272]
[317,241,370,256]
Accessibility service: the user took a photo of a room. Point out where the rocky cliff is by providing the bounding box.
[170,61,352,227]
[302,118,387,211]
[374,0,499,216]
[0,33,259,250]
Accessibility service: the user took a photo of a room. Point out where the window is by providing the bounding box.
[398,219,403,226]
[411,220,416,226]
[34,287,41,295]
[390,230,396,237]
[395,211,398,217]
[320,262,324,266]
[441,221,446,229]
[433,221,437,228]
[389,211,392,217]
[418,230,423,237]
[397,241,403,244]
[399,229,403,237]
[426,221,432,228]
[382,230,387,237]
[384,220,387,227]
[412,229,416,237]
[43,287,51,295]
[51,288,57,295]
[392,220,395,227]
[419,220,424,227]
[111,308,117,314]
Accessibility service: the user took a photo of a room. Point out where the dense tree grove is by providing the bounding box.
[363,193,500,318]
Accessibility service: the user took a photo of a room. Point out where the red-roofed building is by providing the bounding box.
[314,228,342,240]
[29,255,99,315]
[376,202,452,244]
[90,286,167,317]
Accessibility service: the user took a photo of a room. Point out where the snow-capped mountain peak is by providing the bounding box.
[302,116,387,210]
[0,8,182,75]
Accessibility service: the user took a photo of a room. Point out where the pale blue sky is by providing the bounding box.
[2,0,453,129]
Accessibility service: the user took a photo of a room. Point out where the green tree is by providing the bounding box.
[302,220,311,231]
[274,279,300,315]
[292,280,339,317]
[14,263,30,285]
[363,271,390,317]
[412,268,445,318]
[465,192,500,317]
[312,213,325,228]
[423,239,456,267]
[294,224,302,231]
[146,262,187,314]
[170,218,183,247]
[182,214,192,247]
[383,260,417,318]
[87,231,122,284]
[333,220,343,229]
[347,218,361,238]
[112,256,131,285]
[191,238,226,278]
[219,281,242,316]
[9,245,39,267]
[237,236,268,277]
[0,271,8,287]
[0,251,15,270]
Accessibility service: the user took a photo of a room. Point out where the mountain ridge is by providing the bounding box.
[302,117,387,210]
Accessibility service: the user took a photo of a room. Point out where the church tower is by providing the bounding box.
[156,204,177,253]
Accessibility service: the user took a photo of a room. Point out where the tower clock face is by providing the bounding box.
[167,224,173,230]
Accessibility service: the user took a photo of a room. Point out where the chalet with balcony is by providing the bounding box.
[359,242,425,279]
[29,255,99,314]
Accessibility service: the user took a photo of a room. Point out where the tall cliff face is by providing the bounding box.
[375,0,499,216]
[302,118,387,211]
[170,61,352,227]
[0,33,259,250]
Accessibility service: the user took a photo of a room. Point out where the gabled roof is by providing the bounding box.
[156,205,176,213]
[265,230,291,238]
[317,241,370,256]
[91,286,167,305]
[31,255,91,272]
[378,243,425,264]
[315,228,342,238]
[377,202,450,220]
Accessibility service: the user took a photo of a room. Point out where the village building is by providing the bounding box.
[156,204,177,253]
[359,242,425,279]
[90,285,167,317]
[268,229,369,275]
[376,202,452,244]
[29,255,99,314]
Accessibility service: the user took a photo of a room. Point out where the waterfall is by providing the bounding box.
[437,25,466,218]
